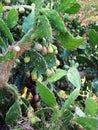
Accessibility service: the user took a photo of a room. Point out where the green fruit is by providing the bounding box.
[19,7,25,14]
[37,75,43,82]
[30,116,40,124]
[51,44,58,54]
[24,56,30,63]
[15,59,21,64]
[51,44,57,50]
[5,0,11,4]
[34,43,42,51]
[54,49,58,54]
[46,69,54,77]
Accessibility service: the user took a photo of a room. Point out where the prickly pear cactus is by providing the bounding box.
[0,84,20,123]
[29,49,48,74]
[0,87,15,114]
[5,101,22,126]
[44,53,56,68]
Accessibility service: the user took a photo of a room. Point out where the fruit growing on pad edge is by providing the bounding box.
[46,69,54,77]
[31,71,37,81]
[34,43,42,52]
[34,94,40,102]
[41,46,48,55]
[19,7,25,14]
[5,0,11,4]
[47,44,53,54]
[24,56,30,63]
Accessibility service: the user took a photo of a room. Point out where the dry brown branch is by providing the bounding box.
[0,29,35,89]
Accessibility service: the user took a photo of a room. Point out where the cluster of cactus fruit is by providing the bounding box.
[2,0,98,129]
[12,41,61,113]
[23,43,60,82]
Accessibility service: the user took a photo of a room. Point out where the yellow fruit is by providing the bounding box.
[59,90,68,99]
[31,71,37,81]
[56,59,60,66]
[51,44,58,54]
[21,86,28,98]
[46,69,54,77]
[31,74,37,81]
[28,92,33,100]
[47,45,53,54]
[52,66,57,71]
[37,75,43,82]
